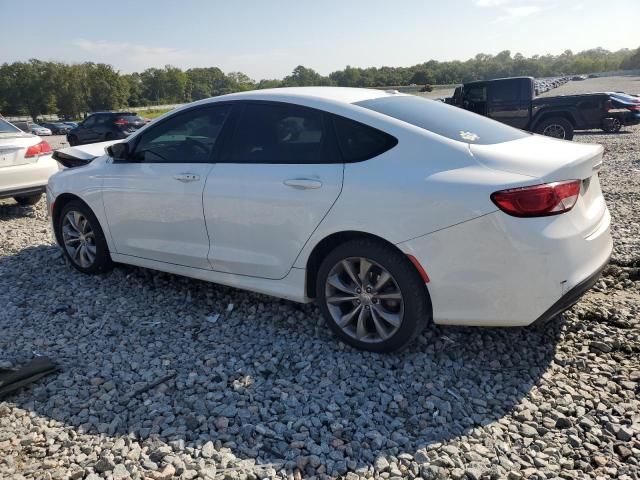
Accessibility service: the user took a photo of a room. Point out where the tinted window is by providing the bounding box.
[489,81,520,102]
[229,103,330,164]
[0,119,21,134]
[118,115,144,123]
[332,115,397,162]
[131,105,230,163]
[83,116,97,127]
[465,85,486,102]
[356,95,530,145]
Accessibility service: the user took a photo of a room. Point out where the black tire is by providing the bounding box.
[67,135,78,146]
[14,194,42,206]
[535,117,574,140]
[601,118,622,133]
[316,238,431,353]
[56,200,113,274]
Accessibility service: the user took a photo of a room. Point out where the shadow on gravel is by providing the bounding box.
[0,201,38,220]
[0,245,563,473]
[574,131,634,136]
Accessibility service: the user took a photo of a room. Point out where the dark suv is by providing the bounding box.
[67,112,145,146]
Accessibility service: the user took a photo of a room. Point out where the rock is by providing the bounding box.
[201,441,215,458]
[556,417,573,429]
[616,427,633,442]
[374,456,390,472]
[151,464,176,480]
[93,457,115,473]
[112,464,130,480]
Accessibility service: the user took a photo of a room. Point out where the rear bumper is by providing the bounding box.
[0,155,60,199]
[398,207,613,327]
[532,254,609,325]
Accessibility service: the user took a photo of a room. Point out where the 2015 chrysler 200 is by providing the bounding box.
[47,87,612,352]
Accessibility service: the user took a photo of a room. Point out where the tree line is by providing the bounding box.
[1,46,638,120]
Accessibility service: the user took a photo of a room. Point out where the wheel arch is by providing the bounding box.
[530,110,577,131]
[52,193,95,246]
[304,230,428,299]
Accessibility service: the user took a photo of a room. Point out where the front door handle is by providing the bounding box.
[174,173,200,183]
[283,178,322,190]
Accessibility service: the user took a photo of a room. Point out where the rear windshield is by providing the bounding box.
[0,119,22,134]
[118,115,144,122]
[355,95,530,145]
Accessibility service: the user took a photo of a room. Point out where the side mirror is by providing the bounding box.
[106,142,129,161]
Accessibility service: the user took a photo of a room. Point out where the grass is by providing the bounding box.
[135,107,174,119]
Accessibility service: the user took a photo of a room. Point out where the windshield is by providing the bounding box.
[356,95,530,145]
[0,119,22,134]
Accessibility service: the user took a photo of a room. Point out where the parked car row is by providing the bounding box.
[445,76,640,139]
[534,76,570,96]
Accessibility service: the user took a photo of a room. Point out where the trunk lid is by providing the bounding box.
[469,135,603,181]
[0,134,40,168]
[471,135,607,237]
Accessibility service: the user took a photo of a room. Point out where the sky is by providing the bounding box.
[0,0,638,80]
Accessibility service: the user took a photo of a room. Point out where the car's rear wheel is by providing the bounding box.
[68,135,78,146]
[602,118,622,133]
[536,117,574,140]
[14,194,42,206]
[56,201,113,274]
[316,239,431,352]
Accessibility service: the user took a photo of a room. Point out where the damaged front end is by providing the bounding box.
[52,140,120,168]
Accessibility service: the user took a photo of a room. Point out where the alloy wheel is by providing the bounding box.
[324,257,404,343]
[542,124,566,139]
[62,211,97,268]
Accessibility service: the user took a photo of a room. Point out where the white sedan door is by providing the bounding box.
[102,105,231,269]
[204,102,343,279]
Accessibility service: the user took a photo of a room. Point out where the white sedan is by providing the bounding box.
[0,117,58,205]
[47,87,612,352]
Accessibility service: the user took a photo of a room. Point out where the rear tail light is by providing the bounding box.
[491,180,581,217]
[628,104,640,111]
[24,140,52,158]
[114,118,128,126]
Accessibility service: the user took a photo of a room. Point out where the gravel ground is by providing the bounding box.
[1,126,639,480]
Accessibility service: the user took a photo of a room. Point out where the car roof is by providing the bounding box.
[89,111,136,115]
[194,87,403,106]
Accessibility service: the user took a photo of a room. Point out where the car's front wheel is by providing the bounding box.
[56,200,113,274]
[316,239,431,352]
[14,194,42,206]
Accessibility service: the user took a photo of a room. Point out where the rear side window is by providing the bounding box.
[489,81,520,102]
[356,95,530,145]
[0,119,22,133]
[332,115,397,162]
[228,103,333,164]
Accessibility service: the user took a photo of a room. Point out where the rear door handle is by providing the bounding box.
[174,173,200,183]
[283,178,322,190]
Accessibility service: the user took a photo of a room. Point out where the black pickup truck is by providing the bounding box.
[446,76,639,140]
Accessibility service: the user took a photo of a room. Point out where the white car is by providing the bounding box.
[0,118,59,205]
[30,124,52,136]
[46,87,612,352]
